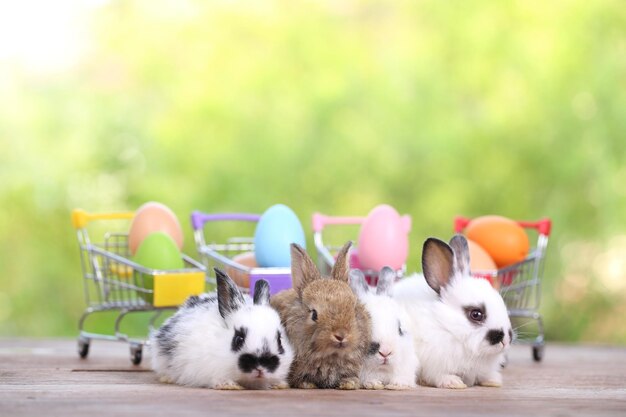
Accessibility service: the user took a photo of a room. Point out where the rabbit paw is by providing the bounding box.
[438,374,467,389]
[479,380,502,388]
[215,381,245,390]
[362,380,385,390]
[297,382,318,389]
[270,381,290,390]
[478,370,502,387]
[158,376,174,384]
[338,377,360,390]
[385,383,415,390]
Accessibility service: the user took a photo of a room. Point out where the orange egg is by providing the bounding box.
[128,202,184,256]
[467,239,497,272]
[226,252,257,289]
[465,215,529,268]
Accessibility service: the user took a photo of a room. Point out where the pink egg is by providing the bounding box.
[128,202,184,255]
[357,205,411,271]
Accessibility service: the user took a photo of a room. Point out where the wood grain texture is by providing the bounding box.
[1,339,625,416]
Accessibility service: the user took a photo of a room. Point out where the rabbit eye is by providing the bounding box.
[398,320,404,336]
[231,327,247,352]
[463,304,487,325]
[468,308,485,323]
[310,309,318,322]
[276,330,285,355]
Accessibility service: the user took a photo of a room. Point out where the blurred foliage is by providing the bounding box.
[0,0,625,344]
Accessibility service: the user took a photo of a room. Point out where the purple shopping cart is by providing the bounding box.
[191,211,293,295]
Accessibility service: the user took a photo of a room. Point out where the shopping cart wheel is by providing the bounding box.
[532,344,544,362]
[78,337,90,359]
[130,343,143,365]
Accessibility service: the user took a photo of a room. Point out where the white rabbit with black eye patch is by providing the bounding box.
[349,267,419,390]
[393,235,513,389]
[150,268,293,390]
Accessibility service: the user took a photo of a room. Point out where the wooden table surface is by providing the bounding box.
[1,338,625,417]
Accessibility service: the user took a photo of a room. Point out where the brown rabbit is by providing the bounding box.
[270,242,372,389]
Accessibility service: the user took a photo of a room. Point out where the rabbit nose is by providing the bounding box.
[486,329,505,345]
[333,333,345,343]
[379,350,392,358]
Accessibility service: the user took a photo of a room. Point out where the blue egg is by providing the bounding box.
[254,204,306,268]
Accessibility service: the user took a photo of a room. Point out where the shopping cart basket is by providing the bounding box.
[454,216,552,362]
[312,212,408,284]
[72,209,206,365]
[191,211,293,294]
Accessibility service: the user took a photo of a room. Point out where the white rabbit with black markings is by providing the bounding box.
[150,268,293,390]
[350,267,419,390]
[393,235,513,389]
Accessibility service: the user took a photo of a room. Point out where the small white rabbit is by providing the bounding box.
[393,235,513,389]
[150,268,293,390]
[350,267,419,390]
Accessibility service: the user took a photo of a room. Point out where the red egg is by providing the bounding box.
[465,215,529,268]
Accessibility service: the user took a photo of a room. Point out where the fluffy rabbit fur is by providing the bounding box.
[349,267,419,390]
[151,268,293,390]
[270,242,372,389]
[393,235,513,389]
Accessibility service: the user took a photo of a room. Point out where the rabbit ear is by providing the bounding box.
[421,238,455,295]
[376,266,395,296]
[349,269,369,297]
[215,268,246,319]
[291,243,321,297]
[253,279,270,306]
[449,234,471,277]
[331,241,352,282]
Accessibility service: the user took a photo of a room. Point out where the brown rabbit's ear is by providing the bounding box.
[331,241,352,283]
[290,243,320,296]
[421,238,455,295]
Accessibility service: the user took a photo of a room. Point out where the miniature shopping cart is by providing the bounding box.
[312,212,408,285]
[191,211,293,295]
[455,216,552,362]
[72,209,206,365]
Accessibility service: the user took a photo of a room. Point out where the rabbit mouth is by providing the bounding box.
[333,340,350,349]
[252,369,265,379]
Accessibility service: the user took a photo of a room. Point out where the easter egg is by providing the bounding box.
[133,231,184,303]
[128,202,183,256]
[357,204,411,271]
[133,231,184,271]
[254,204,306,268]
[465,215,529,268]
[467,239,497,272]
[227,252,257,288]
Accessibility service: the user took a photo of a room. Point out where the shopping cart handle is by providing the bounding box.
[312,213,366,233]
[454,216,552,237]
[191,211,261,231]
[518,218,552,236]
[454,216,471,233]
[71,209,134,229]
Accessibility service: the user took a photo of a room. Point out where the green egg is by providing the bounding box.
[132,231,184,303]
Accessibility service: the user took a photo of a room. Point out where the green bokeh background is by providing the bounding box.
[1,0,625,343]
